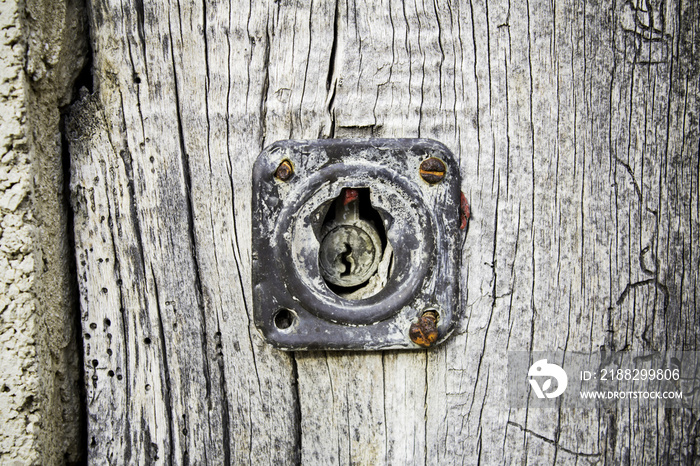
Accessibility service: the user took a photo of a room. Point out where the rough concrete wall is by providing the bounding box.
[0,0,86,464]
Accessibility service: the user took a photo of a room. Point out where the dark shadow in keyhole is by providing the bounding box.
[339,243,353,277]
[320,188,389,297]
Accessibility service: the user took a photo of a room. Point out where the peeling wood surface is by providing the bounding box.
[67,0,699,464]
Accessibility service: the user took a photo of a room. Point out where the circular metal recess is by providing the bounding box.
[275,163,435,325]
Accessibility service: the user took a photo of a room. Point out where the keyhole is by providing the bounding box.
[340,243,354,277]
[318,188,392,300]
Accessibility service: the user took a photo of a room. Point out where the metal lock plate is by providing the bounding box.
[252,139,461,350]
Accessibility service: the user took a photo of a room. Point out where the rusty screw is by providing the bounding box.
[409,310,439,347]
[275,159,294,181]
[419,157,446,184]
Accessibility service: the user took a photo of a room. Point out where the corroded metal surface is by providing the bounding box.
[409,311,440,347]
[252,138,462,350]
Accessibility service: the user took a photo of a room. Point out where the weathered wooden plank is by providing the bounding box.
[69,0,699,464]
[69,0,299,463]
[290,1,449,463]
[427,0,700,464]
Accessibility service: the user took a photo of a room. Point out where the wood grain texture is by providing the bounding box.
[67,0,699,464]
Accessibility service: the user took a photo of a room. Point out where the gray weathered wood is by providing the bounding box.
[68,0,699,464]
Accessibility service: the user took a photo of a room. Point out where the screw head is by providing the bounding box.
[275,160,294,181]
[409,310,439,347]
[419,157,446,184]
